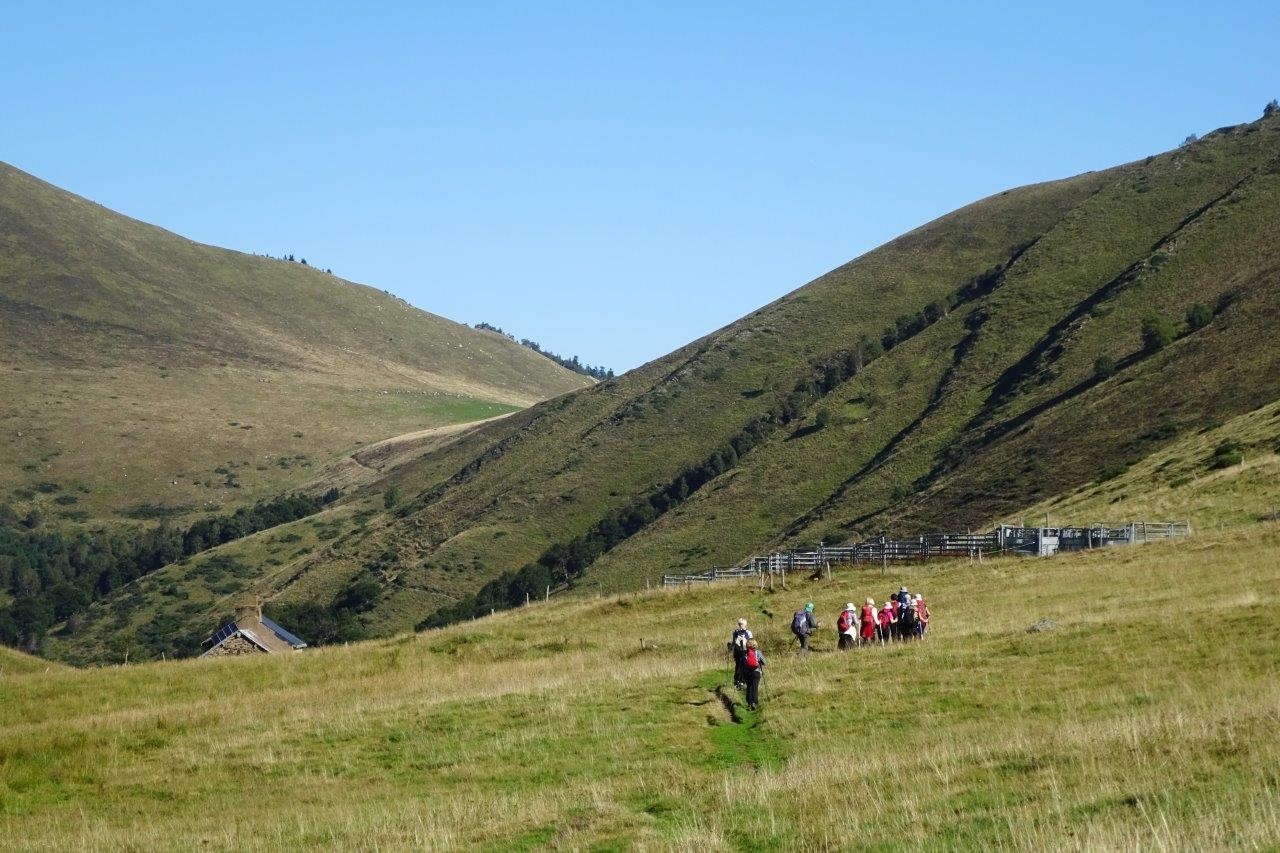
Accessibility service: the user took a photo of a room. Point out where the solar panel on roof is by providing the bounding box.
[209,622,239,646]
[260,615,307,648]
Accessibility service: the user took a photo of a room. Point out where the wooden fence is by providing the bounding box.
[660,520,1191,588]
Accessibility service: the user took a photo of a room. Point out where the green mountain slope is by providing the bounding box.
[0,162,592,523]
[1021,398,1280,530]
[351,113,1280,612]
[50,110,1280,662]
[4,527,1279,848]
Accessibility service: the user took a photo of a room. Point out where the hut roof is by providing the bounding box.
[201,606,307,656]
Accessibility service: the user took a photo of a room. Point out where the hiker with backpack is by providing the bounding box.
[836,603,857,650]
[859,597,878,645]
[889,594,903,640]
[877,599,894,644]
[729,618,753,688]
[914,594,930,637]
[743,639,766,711]
[898,595,920,640]
[791,602,818,656]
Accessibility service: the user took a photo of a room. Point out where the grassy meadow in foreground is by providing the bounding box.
[2,524,1278,850]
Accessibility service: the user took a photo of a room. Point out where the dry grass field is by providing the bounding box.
[3,523,1277,850]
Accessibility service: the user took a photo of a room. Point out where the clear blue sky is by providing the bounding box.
[4,2,1277,372]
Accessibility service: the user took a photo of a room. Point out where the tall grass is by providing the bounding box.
[2,524,1278,849]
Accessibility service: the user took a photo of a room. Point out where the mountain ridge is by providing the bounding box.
[21,111,1280,663]
[0,161,591,526]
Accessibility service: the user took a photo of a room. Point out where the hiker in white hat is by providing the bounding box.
[878,599,895,644]
[729,618,753,688]
[860,597,878,644]
[836,602,858,650]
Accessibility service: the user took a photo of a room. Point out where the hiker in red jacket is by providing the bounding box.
[836,603,857,651]
[859,597,878,644]
[877,600,894,644]
[744,639,766,711]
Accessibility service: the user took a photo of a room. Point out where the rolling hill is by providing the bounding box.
[0,160,592,525]
[0,644,63,678]
[29,107,1280,664]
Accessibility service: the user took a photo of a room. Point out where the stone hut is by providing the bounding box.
[201,598,307,658]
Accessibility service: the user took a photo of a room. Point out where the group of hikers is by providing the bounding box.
[728,587,931,710]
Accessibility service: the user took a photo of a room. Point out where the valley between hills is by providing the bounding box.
[1,105,1279,852]
[4,112,1280,664]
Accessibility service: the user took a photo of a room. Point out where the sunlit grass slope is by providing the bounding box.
[4,525,1277,849]
[209,111,1280,632]
[0,645,64,678]
[1023,398,1280,530]
[0,162,590,524]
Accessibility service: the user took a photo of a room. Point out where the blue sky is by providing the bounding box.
[4,2,1278,372]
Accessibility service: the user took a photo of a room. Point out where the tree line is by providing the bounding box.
[474,322,614,380]
[264,575,381,647]
[0,489,340,653]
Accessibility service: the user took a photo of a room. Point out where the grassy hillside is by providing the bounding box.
[219,111,1280,629]
[0,161,590,524]
[2,525,1277,849]
[40,110,1280,661]
[0,645,64,678]
[265,161,1119,624]
[1022,398,1280,531]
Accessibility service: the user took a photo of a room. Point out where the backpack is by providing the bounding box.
[837,610,853,632]
[745,647,760,669]
[731,628,750,651]
[900,605,918,630]
[791,611,809,634]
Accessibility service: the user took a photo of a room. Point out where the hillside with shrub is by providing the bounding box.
[271,109,1280,633]
[27,108,1280,662]
[0,161,591,528]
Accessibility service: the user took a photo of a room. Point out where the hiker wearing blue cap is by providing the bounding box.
[791,602,819,656]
